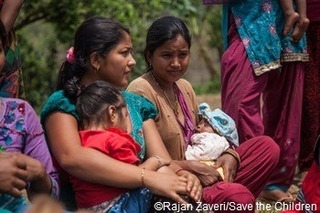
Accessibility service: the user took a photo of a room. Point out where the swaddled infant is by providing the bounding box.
[185,103,239,179]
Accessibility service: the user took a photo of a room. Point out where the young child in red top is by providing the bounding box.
[64,80,171,212]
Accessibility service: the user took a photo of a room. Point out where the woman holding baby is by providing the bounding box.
[127,15,280,208]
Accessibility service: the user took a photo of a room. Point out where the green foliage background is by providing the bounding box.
[15,0,223,112]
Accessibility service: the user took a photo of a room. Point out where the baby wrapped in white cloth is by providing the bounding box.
[185,103,239,179]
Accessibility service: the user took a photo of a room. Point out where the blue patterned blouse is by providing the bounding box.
[220,0,308,76]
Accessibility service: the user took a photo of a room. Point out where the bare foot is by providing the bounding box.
[283,11,299,37]
[259,189,294,202]
[291,16,310,42]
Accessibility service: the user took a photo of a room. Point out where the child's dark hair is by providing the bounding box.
[144,16,191,71]
[65,79,125,127]
[0,20,6,47]
[56,16,130,90]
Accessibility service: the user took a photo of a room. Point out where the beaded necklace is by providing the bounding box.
[150,72,179,116]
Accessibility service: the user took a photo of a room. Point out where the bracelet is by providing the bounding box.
[175,168,186,175]
[152,155,162,169]
[141,167,146,187]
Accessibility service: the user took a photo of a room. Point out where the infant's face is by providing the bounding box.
[195,119,214,133]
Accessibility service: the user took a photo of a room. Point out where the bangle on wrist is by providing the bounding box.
[175,168,185,175]
[141,167,146,187]
[152,155,162,169]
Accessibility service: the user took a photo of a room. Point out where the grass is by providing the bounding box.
[193,79,221,95]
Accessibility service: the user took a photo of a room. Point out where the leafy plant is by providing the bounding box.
[15,0,223,112]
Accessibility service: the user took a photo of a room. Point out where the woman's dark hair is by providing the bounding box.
[144,16,191,71]
[65,79,125,127]
[57,16,130,90]
[0,20,6,47]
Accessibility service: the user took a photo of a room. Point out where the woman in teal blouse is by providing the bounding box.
[41,16,202,210]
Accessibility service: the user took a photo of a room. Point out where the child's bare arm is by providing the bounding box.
[291,0,310,41]
[0,0,24,33]
[295,0,307,17]
[279,0,295,14]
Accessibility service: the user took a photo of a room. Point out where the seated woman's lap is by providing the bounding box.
[234,136,280,197]
[202,136,279,207]
[202,181,255,210]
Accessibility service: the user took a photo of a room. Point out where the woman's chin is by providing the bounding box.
[117,80,129,89]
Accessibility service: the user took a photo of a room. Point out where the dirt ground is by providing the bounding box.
[196,93,221,109]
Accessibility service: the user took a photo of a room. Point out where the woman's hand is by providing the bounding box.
[0,152,28,197]
[24,156,52,199]
[176,169,202,201]
[25,157,47,182]
[214,153,238,182]
[184,160,222,187]
[156,156,171,168]
[144,170,190,204]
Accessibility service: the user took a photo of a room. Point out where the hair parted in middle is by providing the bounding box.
[144,16,191,71]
